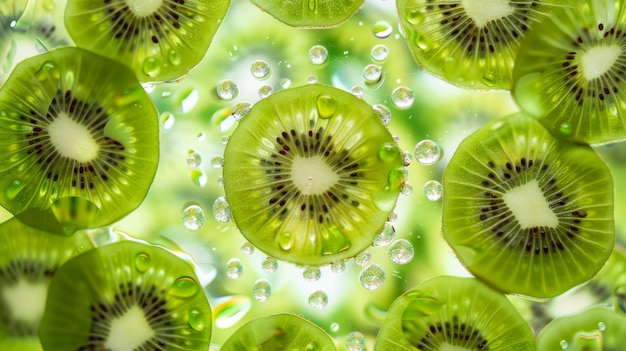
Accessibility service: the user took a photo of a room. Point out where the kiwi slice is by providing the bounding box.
[250,0,364,28]
[0,218,93,350]
[64,0,231,82]
[222,84,405,266]
[221,313,337,351]
[513,0,626,145]
[39,240,212,350]
[536,306,626,350]
[374,276,535,350]
[396,0,561,90]
[0,46,159,236]
[442,112,614,298]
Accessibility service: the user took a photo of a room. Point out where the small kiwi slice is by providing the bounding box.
[222,84,405,266]
[0,46,159,236]
[0,218,93,350]
[64,0,231,82]
[536,306,626,350]
[39,240,212,351]
[221,313,337,351]
[250,0,364,28]
[442,112,614,299]
[396,0,562,90]
[374,276,535,350]
[513,0,626,145]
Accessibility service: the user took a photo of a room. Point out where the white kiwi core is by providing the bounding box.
[291,156,339,195]
[581,45,621,80]
[503,180,558,229]
[125,0,163,17]
[462,0,515,28]
[105,304,155,351]
[2,279,49,325]
[48,113,99,163]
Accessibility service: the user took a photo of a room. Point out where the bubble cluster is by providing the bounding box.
[182,205,204,231]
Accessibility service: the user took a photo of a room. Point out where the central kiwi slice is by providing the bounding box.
[374,276,535,350]
[39,240,212,351]
[442,112,615,298]
[64,0,231,82]
[0,46,159,236]
[222,84,405,266]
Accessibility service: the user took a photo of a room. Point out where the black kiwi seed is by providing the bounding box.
[415,318,489,350]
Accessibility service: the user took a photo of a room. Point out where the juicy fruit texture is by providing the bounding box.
[39,240,212,351]
[0,218,93,350]
[442,113,614,298]
[221,313,337,351]
[536,306,626,351]
[513,0,626,145]
[374,276,535,350]
[222,84,405,266]
[64,0,231,82]
[250,0,364,28]
[0,46,159,236]
[397,0,559,90]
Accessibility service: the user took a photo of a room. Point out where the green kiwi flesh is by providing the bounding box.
[374,276,535,350]
[220,313,337,351]
[513,0,626,145]
[442,112,614,299]
[0,218,93,350]
[222,84,405,266]
[64,0,231,82]
[39,240,212,351]
[396,0,561,90]
[536,306,626,351]
[0,46,159,236]
[250,0,364,28]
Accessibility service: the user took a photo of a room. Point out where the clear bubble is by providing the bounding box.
[389,239,414,264]
[400,183,413,196]
[307,74,318,84]
[308,290,329,309]
[231,101,252,121]
[351,85,365,98]
[212,196,232,222]
[225,258,243,279]
[182,205,205,231]
[187,308,205,332]
[330,323,340,332]
[401,150,413,166]
[213,295,252,329]
[211,155,225,168]
[331,261,346,273]
[174,87,198,113]
[196,132,206,141]
[189,169,207,187]
[160,111,175,129]
[258,84,273,98]
[560,340,568,349]
[186,150,201,168]
[241,242,255,255]
[280,78,291,89]
[355,251,371,267]
[391,86,415,109]
[221,136,230,144]
[372,20,393,38]
[135,253,150,272]
[414,140,442,165]
[373,223,396,247]
[308,45,328,65]
[346,331,367,351]
[250,59,271,79]
[217,79,239,100]
[252,279,272,302]
[359,264,386,290]
[303,266,321,282]
[261,257,278,273]
[371,44,389,62]
[373,104,391,127]
[170,277,199,298]
[597,322,606,331]
[363,64,382,84]
[423,180,443,201]
[216,176,224,187]
[388,212,398,222]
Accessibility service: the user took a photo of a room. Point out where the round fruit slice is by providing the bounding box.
[442,112,615,298]
[396,0,560,90]
[536,306,626,350]
[374,276,535,350]
[221,313,337,351]
[39,240,212,351]
[250,0,364,28]
[0,218,93,350]
[0,46,159,236]
[513,0,626,145]
[222,84,405,266]
[64,0,231,82]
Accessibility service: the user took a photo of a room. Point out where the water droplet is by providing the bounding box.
[226,258,243,279]
[187,308,205,331]
[160,111,175,129]
[331,261,346,273]
[363,64,382,84]
[211,155,224,168]
[388,212,398,222]
[241,242,255,255]
[5,180,25,200]
[196,132,206,141]
[189,169,207,187]
[232,101,252,121]
[401,150,413,166]
[173,87,198,113]
[217,79,239,100]
[597,322,606,331]
[389,239,414,264]
[351,85,365,98]
[373,104,391,127]
[423,180,443,201]
[308,45,328,65]
[214,295,252,328]
[135,253,150,272]
[372,20,393,38]
[360,264,386,290]
[252,279,272,301]
[316,94,337,118]
[307,74,318,84]
[560,340,568,349]
[308,290,328,309]
[330,323,340,332]
[373,223,396,247]
[400,182,413,196]
[212,196,232,222]
[378,143,400,162]
[559,122,573,135]
[281,78,292,89]
[414,140,441,165]
[250,59,271,79]
[186,150,202,168]
[346,331,367,351]
[182,205,205,231]
[277,231,294,251]
[307,0,316,11]
[303,266,321,282]
[142,57,161,77]
[168,50,182,66]
[355,251,371,266]
[262,257,278,273]
[259,84,273,98]
[170,277,199,298]
[391,86,415,109]
[371,44,389,62]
